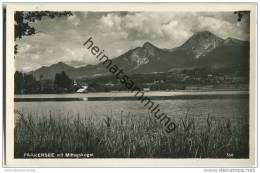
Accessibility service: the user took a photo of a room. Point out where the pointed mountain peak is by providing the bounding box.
[195,30,213,35]
[225,37,235,41]
[181,31,224,58]
[52,61,73,67]
[191,31,219,39]
[51,61,65,67]
[143,41,152,46]
[224,37,236,43]
[143,41,157,49]
[56,61,66,65]
[223,37,247,46]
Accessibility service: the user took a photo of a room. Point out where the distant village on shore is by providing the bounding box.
[14,67,249,94]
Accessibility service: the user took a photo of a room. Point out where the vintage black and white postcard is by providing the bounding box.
[3,3,257,167]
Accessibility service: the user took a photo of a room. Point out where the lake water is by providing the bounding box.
[14,91,249,126]
[14,90,249,98]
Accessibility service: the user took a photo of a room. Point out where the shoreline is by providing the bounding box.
[14,90,249,97]
[14,91,249,102]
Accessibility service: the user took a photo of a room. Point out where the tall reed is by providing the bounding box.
[14,109,249,158]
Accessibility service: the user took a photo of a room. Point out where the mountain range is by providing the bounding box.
[29,31,249,80]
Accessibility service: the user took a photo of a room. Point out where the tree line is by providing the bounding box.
[14,71,76,94]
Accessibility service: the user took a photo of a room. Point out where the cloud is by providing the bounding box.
[67,14,80,27]
[15,11,249,72]
[98,13,121,29]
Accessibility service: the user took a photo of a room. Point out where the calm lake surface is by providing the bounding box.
[14,91,249,126]
[14,90,248,98]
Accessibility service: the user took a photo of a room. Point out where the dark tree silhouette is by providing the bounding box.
[14,71,40,94]
[14,71,24,94]
[54,71,72,91]
[234,11,250,22]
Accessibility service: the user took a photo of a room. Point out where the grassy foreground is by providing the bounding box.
[14,109,249,158]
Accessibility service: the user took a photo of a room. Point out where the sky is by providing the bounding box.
[15,11,250,72]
